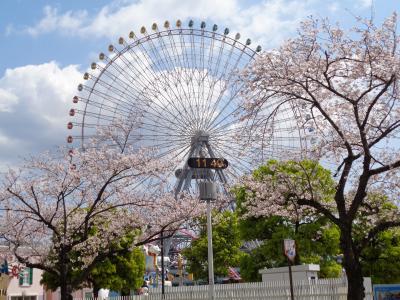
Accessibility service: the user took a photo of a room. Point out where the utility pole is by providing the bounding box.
[283,239,296,300]
[161,229,165,298]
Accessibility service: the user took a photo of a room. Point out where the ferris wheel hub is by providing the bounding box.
[190,130,209,145]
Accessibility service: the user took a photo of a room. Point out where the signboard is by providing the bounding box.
[283,239,296,263]
[374,284,400,299]
[187,157,228,169]
[0,259,25,278]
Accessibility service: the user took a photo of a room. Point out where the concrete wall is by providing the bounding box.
[259,264,320,282]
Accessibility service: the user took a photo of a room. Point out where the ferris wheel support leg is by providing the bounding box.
[174,144,198,197]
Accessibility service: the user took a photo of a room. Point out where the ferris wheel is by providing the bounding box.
[67,20,309,193]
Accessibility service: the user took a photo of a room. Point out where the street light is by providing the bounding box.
[199,181,217,300]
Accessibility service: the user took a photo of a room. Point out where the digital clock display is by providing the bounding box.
[187,157,228,169]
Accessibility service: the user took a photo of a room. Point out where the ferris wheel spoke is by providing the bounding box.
[160,34,194,116]
[76,97,133,123]
[84,82,189,132]
[206,93,240,131]
[203,57,252,130]
[189,30,205,129]
[210,144,253,175]
[121,39,198,129]
[214,148,254,171]
[140,36,195,121]
[155,37,185,87]
[128,136,188,148]
[114,52,187,117]
[79,81,140,114]
[197,27,210,130]
[95,59,189,127]
[84,73,150,115]
[132,122,186,138]
[153,141,192,160]
[207,79,267,134]
[209,139,249,156]
[158,142,191,158]
[94,55,198,131]
[136,117,187,134]
[198,34,225,130]
[209,43,256,111]
[176,32,204,124]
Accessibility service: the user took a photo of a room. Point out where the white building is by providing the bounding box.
[0,268,45,300]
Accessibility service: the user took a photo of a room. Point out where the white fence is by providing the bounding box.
[76,278,373,300]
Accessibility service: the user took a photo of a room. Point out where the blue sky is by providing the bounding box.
[0,0,399,170]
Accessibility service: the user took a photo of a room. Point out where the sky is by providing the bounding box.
[0,0,399,170]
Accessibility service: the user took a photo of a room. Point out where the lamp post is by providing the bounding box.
[199,181,217,300]
[185,151,228,300]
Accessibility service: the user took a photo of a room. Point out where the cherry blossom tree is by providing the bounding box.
[241,13,400,299]
[0,119,206,300]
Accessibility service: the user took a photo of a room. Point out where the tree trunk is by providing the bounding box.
[59,248,71,300]
[59,278,72,300]
[92,283,100,299]
[121,289,130,296]
[60,281,68,300]
[340,227,365,300]
[294,221,301,265]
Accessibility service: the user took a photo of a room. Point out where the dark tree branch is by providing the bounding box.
[358,220,400,252]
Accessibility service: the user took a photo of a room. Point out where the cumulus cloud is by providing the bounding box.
[24,5,88,37]
[0,88,18,112]
[22,0,315,47]
[328,2,340,12]
[356,0,372,9]
[0,62,82,169]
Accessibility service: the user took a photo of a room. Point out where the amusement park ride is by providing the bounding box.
[67,18,308,290]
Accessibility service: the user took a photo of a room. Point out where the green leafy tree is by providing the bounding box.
[88,245,145,296]
[237,159,400,289]
[42,233,145,296]
[183,211,243,281]
[235,160,341,281]
[361,228,400,284]
[353,194,400,284]
[238,216,341,282]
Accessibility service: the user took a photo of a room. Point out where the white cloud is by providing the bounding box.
[22,0,315,47]
[0,62,81,125]
[356,0,372,9]
[328,2,340,12]
[4,24,14,36]
[0,88,18,112]
[0,131,12,146]
[0,62,82,168]
[24,5,87,37]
